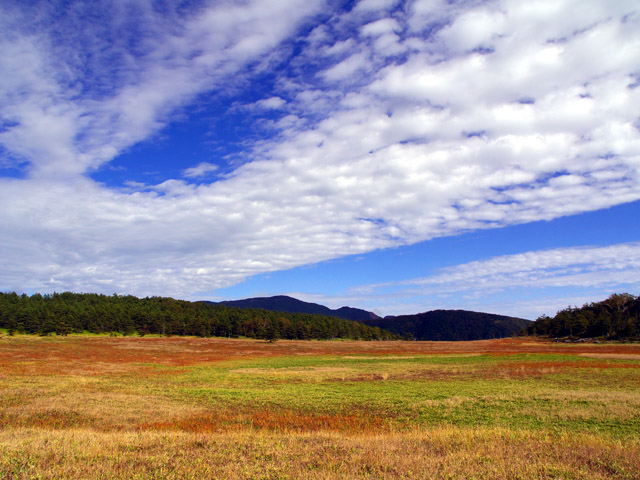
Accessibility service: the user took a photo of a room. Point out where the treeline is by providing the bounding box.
[526,293,639,340]
[0,292,396,341]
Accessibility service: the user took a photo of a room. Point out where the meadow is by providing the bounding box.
[0,335,639,479]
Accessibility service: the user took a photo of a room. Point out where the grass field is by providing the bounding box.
[0,335,639,479]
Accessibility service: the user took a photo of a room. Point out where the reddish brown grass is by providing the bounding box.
[1,336,639,377]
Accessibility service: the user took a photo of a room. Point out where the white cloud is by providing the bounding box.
[0,0,324,177]
[361,18,401,37]
[0,0,639,307]
[254,97,287,110]
[354,0,399,13]
[182,162,219,179]
[323,39,358,57]
[404,243,640,290]
[322,52,370,81]
[437,8,507,53]
[342,242,640,318]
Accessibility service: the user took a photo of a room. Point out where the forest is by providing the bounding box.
[526,293,639,340]
[0,292,396,341]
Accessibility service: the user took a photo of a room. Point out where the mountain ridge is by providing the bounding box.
[213,295,531,341]
[216,295,380,322]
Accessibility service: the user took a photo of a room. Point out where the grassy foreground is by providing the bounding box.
[0,335,639,479]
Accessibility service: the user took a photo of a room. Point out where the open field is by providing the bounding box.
[1,335,639,479]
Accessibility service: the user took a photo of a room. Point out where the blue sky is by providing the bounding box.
[1,0,639,319]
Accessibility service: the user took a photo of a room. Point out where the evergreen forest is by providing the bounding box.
[0,292,396,340]
[526,293,639,340]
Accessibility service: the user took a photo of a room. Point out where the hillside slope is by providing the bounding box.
[362,310,532,341]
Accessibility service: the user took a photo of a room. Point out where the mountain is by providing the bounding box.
[218,295,381,322]
[334,306,381,322]
[215,296,532,340]
[362,310,532,341]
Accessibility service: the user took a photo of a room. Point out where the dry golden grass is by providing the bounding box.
[1,427,638,479]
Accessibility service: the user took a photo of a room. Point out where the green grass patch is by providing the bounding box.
[113,353,640,438]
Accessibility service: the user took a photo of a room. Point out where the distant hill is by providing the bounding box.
[216,296,531,341]
[218,295,381,322]
[363,310,532,341]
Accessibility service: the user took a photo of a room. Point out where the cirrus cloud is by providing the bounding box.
[340,242,640,319]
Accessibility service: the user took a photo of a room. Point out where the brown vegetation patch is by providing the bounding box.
[0,409,95,430]
[2,336,639,382]
[2,336,640,377]
[579,353,640,360]
[140,407,389,434]
[487,360,640,379]
[342,355,419,359]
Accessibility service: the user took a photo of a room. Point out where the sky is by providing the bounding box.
[1,0,639,320]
